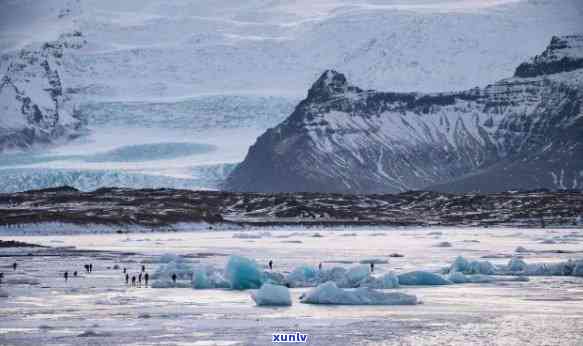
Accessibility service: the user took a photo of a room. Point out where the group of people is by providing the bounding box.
[124,265,151,287]
[63,263,95,282]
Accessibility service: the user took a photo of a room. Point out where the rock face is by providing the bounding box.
[226,35,583,193]
[0,32,86,152]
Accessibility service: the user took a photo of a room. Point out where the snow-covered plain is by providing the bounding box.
[1,227,583,345]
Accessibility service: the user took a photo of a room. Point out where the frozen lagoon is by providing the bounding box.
[1,227,583,345]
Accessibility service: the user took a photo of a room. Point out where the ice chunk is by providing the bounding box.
[192,269,212,289]
[250,283,292,306]
[573,261,583,277]
[449,256,469,273]
[264,271,286,286]
[359,272,400,289]
[515,246,529,253]
[346,265,371,286]
[225,255,264,290]
[448,272,469,283]
[397,271,451,285]
[301,282,418,305]
[286,265,318,287]
[318,266,349,288]
[508,257,527,272]
[523,260,576,276]
[153,260,193,280]
[466,260,497,275]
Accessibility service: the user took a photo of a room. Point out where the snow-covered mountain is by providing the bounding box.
[226,35,583,193]
[0,32,86,152]
[1,0,582,192]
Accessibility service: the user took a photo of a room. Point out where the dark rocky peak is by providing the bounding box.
[307,70,363,101]
[514,34,583,78]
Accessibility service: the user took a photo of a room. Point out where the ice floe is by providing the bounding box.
[300,282,418,305]
[251,283,292,306]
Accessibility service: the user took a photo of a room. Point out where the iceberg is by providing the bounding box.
[286,265,318,288]
[318,267,350,288]
[263,271,286,286]
[225,255,264,290]
[397,271,451,286]
[448,271,469,284]
[507,257,528,272]
[346,265,371,287]
[448,257,497,275]
[359,272,400,289]
[251,283,292,306]
[152,259,193,280]
[300,282,418,305]
[573,261,583,277]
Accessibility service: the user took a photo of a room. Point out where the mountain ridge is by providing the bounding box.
[226,35,583,193]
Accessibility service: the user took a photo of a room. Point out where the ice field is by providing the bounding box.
[1,227,583,345]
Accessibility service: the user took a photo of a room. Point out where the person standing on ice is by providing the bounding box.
[12,262,17,271]
[171,273,177,285]
[268,260,273,270]
[0,272,3,284]
[125,273,129,285]
[144,273,149,287]
[318,263,322,271]
[73,271,78,277]
[123,267,127,274]
[131,275,136,287]
[141,265,146,272]
[89,264,93,273]
[370,262,375,273]
[138,273,142,287]
[64,271,69,282]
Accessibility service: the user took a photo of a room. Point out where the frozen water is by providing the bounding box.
[192,266,230,289]
[4,275,41,285]
[448,257,497,275]
[318,266,350,288]
[397,271,451,286]
[301,281,418,305]
[346,265,371,287]
[449,256,470,273]
[359,272,400,289]
[250,283,292,307]
[448,271,469,284]
[224,255,264,290]
[153,258,193,280]
[263,271,286,286]
[0,288,9,297]
[286,265,318,288]
[508,257,528,272]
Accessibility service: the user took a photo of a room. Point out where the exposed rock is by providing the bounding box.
[226,35,583,193]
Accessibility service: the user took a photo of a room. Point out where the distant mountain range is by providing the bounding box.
[226,35,583,193]
[0,32,86,152]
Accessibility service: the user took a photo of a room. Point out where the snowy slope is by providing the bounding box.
[226,35,583,193]
[1,0,582,192]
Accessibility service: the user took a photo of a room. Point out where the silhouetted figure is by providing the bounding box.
[89,264,93,273]
[141,265,145,272]
[64,271,69,282]
[73,271,78,277]
[123,268,127,274]
[144,273,149,287]
[12,262,17,271]
[0,272,4,284]
[131,276,136,287]
[370,262,375,273]
[84,264,89,273]
[268,260,273,270]
[318,263,322,271]
[171,273,177,285]
[138,273,142,286]
[125,273,129,285]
